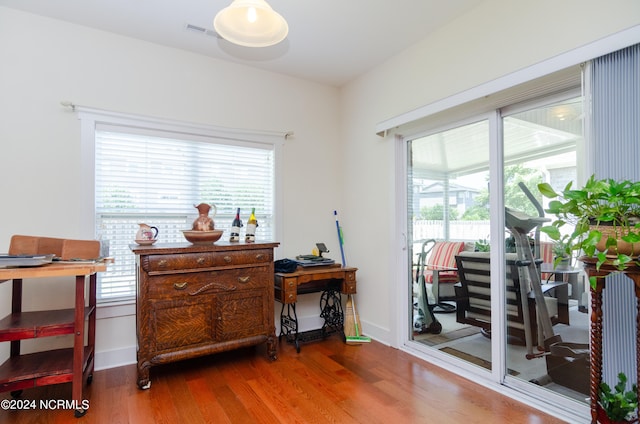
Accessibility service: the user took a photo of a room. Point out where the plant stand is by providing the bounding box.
[583,257,640,424]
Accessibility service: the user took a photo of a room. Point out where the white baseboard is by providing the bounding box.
[354,318,389,345]
[94,346,136,371]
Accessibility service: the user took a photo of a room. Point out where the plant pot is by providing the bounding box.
[554,256,572,270]
[597,403,638,423]
[592,224,640,256]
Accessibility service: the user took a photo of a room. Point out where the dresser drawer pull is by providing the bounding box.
[173,282,188,290]
[197,257,206,264]
[158,260,167,267]
[189,282,237,295]
[255,253,265,260]
[238,276,250,284]
[224,256,232,263]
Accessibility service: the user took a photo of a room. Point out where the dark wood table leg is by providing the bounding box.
[10,279,22,358]
[73,275,87,418]
[588,273,605,424]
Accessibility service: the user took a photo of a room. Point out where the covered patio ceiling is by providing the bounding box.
[410,98,582,179]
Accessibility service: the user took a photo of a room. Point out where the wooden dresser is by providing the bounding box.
[130,241,279,389]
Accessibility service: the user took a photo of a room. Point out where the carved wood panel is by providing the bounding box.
[151,297,215,352]
[217,290,268,341]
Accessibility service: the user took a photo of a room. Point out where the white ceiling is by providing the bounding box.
[0,0,483,87]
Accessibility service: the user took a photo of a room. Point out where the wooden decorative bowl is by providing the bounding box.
[182,230,223,244]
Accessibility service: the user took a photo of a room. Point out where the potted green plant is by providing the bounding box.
[550,235,573,270]
[598,372,638,423]
[474,238,490,252]
[538,175,640,288]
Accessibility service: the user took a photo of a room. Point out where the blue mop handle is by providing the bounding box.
[334,210,347,267]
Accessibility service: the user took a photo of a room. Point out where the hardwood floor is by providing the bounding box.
[0,337,568,423]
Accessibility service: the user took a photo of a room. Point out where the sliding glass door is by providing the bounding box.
[408,119,492,368]
[406,92,589,406]
[502,96,589,401]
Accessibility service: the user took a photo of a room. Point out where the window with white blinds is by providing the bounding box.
[95,127,276,301]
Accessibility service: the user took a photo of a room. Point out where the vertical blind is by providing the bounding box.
[95,128,275,300]
[591,43,640,386]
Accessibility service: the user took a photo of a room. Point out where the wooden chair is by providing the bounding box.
[454,251,562,349]
[416,239,466,313]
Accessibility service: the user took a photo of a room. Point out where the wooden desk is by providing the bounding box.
[0,261,106,418]
[274,265,357,352]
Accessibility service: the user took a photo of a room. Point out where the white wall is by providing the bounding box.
[1,0,640,372]
[339,0,640,344]
[0,7,343,365]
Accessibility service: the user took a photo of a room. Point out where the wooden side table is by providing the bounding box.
[582,257,640,424]
[274,264,357,352]
[541,262,586,314]
[0,261,106,418]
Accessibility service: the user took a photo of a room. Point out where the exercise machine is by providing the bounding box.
[506,184,589,395]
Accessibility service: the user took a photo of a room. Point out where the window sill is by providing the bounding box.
[96,297,136,319]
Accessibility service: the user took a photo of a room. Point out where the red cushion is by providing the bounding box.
[540,241,554,280]
[540,241,554,263]
[424,241,465,283]
[427,271,459,284]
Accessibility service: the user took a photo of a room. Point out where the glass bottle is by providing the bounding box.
[245,208,258,243]
[230,208,242,242]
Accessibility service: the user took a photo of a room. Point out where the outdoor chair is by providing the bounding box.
[415,239,466,313]
[454,251,563,348]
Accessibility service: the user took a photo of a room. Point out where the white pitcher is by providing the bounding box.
[136,223,159,240]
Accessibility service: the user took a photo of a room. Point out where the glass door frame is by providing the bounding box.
[498,89,587,400]
[396,110,502,381]
[396,89,589,419]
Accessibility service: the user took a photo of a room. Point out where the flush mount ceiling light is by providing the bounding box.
[214,0,289,48]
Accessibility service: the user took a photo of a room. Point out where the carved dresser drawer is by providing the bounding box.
[148,267,270,298]
[341,270,357,294]
[143,249,273,272]
[131,241,279,390]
